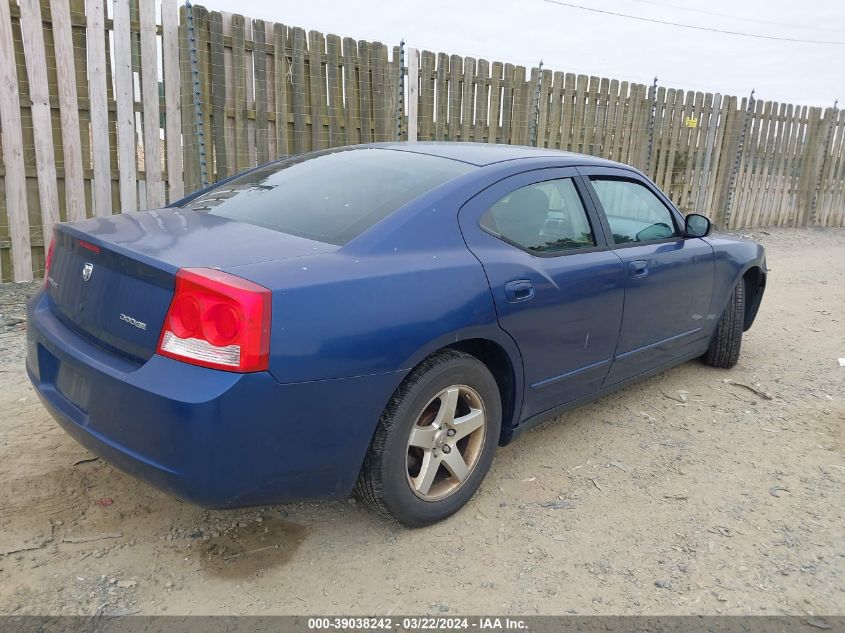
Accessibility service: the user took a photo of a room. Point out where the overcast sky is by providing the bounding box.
[200,0,844,106]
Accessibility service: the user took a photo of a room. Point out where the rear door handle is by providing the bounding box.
[629,260,649,279]
[504,280,535,302]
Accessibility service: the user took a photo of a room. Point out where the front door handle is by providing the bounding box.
[629,260,649,279]
[505,279,535,302]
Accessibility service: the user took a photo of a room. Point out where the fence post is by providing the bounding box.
[407,47,419,143]
[809,103,838,226]
[396,40,405,141]
[186,1,209,188]
[646,76,658,172]
[723,89,755,228]
[0,0,32,280]
[528,60,543,147]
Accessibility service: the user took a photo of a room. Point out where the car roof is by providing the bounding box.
[370,141,627,169]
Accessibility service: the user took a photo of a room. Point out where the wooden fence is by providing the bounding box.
[0,0,843,282]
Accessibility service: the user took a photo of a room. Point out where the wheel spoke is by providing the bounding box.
[433,387,460,427]
[412,451,440,495]
[441,449,470,482]
[450,408,485,441]
[408,426,437,449]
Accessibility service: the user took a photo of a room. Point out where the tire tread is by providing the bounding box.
[704,280,745,369]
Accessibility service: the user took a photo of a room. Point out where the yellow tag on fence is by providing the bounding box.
[685,117,698,128]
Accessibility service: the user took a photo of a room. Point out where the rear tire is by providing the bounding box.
[703,280,745,369]
[355,349,501,527]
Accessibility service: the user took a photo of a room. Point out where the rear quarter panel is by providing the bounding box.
[222,172,526,389]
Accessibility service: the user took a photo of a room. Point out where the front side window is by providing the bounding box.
[479,178,596,255]
[590,178,679,244]
[180,148,475,245]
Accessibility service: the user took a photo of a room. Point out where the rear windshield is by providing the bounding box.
[180,148,475,244]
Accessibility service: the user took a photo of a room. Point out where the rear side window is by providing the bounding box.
[181,148,475,245]
[479,178,596,255]
[589,177,679,244]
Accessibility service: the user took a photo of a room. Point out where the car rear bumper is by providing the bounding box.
[26,290,403,508]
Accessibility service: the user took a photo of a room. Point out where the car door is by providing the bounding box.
[458,168,625,420]
[579,167,715,385]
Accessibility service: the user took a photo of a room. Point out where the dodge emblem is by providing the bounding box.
[82,262,93,282]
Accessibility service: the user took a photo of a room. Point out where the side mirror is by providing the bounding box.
[685,213,711,238]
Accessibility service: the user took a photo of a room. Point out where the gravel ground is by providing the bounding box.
[0,227,843,616]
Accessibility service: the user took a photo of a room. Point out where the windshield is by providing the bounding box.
[180,148,476,245]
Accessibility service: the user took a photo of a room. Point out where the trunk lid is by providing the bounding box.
[47,208,335,363]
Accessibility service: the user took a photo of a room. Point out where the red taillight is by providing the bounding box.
[44,239,56,286]
[157,268,271,372]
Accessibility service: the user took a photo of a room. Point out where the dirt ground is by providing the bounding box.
[0,227,843,617]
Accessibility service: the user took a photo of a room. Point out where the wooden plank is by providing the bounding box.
[370,42,388,141]
[179,5,199,192]
[0,0,31,279]
[387,45,401,141]
[434,53,448,140]
[572,75,588,154]
[475,58,489,142]
[242,16,255,169]
[220,12,235,171]
[357,41,372,143]
[139,0,162,207]
[274,24,291,156]
[583,76,599,156]
[231,14,248,168]
[253,19,269,163]
[680,91,705,212]
[448,54,462,141]
[112,0,135,212]
[662,89,687,195]
[605,79,620,161]
[209,11,229,178]
[342,37,361,145]
[537,68,552,147]
[546,72,563,149]
[513,66,530,145]
[326,34,343,146]
[289,28,307,151]
[406,47,419,142]
[487,61,503,144]
[594,77,609,157]
[161,0,183,201]
[19,0,60,248]
[560,74,576,152]
[86,0,111,216]
[50,0,85,221]
[461,57,475,141]
[419,50,435,141]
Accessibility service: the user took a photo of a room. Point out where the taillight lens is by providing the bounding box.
[44,239,56,287]
[157,268,271,372]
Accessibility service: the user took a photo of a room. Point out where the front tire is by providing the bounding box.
[703,280,745,369]
[355,349,501,527]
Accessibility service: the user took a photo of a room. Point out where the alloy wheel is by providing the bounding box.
[405,385,487,501]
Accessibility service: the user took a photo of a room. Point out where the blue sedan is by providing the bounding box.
[27,143,767,526]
